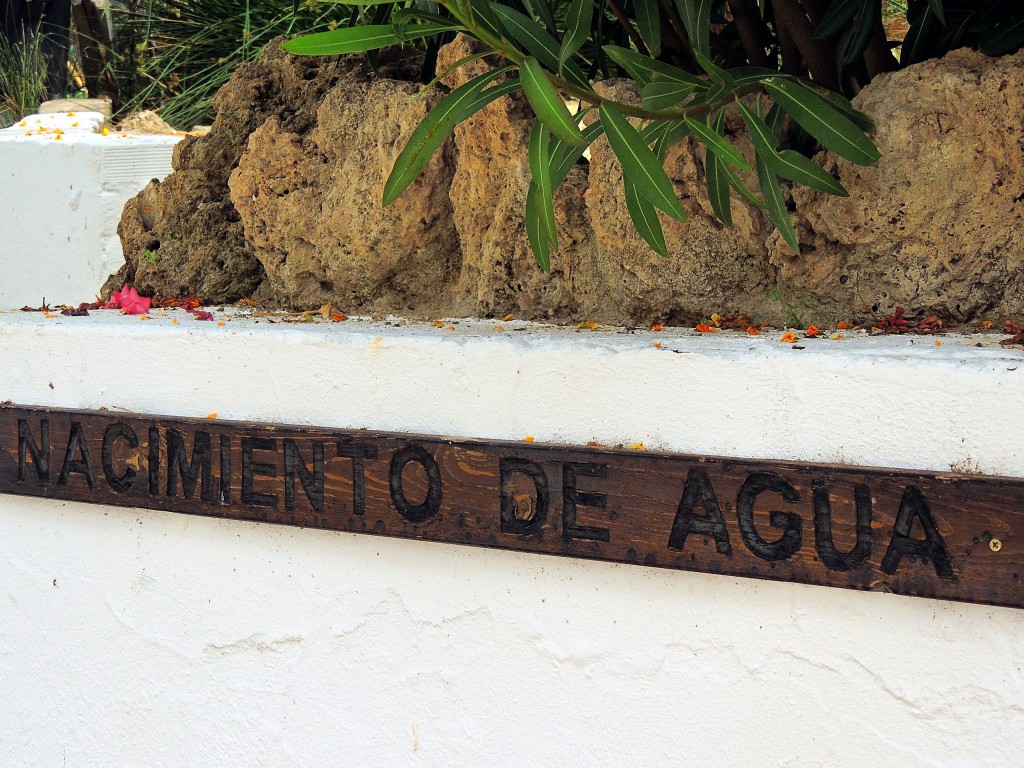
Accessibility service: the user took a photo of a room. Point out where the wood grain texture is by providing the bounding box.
[1,404,1022,608]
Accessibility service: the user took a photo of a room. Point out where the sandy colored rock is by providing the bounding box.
[116,110,175,134]
[228,77,460,313]
[109,42,424,304]
[777,48,1024,323]
[584,81,775,325]
[109,39,1024,326]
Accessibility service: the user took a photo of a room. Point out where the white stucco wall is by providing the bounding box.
[0,113,179,308]
[1,311,1022,766]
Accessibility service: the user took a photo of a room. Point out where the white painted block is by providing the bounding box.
[0,312,1022,766]
[0,113,180,307]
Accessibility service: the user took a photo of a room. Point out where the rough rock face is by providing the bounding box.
[777,47,1024,322]
[109,43,427,304]
[228,78,460,313]
[111,40,1024,325]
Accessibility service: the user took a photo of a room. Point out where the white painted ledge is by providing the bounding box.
[0,113,179,307]
[1,311,1023,766]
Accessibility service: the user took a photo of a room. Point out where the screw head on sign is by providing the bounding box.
[990,538,1002,552]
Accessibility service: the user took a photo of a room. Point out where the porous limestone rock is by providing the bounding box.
[109,39,1024,326]
[777,47,1024,323]
[227,77,460,313]
[109,43,425,304]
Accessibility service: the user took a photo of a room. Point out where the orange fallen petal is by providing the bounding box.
[524,435,535,442]
[806,325,819,337]
[216,321,225,326]
[206,413,218,419]
[332,314,347,322]
[934,340,942,347]
[432,321,444,327]
[837,321,851,329]
[652,342,662,348]
[650,324,665,332]
[982,320,993,328]
[630,443,646,451]
[696,323,711,333]
[171,317,179,325]
[780,332,798,343]
[446,325,456,331]
[746,326,760,335]
[502,313,514,322]
[493,325,505,331]
[710,313,721,327]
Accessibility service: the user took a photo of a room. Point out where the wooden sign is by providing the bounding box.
[0,404,1021,608]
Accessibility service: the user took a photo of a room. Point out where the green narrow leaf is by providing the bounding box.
[901,6,934,66]
[705,150,732,226]
[724,164,765,208]
[282,25,405,55]
[690,49,733,88]
[602,45,707,88]
[491,5,592,90]
[383,67,513,206]
[765,103,784,143]
[729,67,789,86]
[674,0,713,58]
[302,0,393,4]
[634,0,662,57]
[816,88,875,132]
[624,179,670,257]
[737,99,778,156]
[550,120,604,180]
[521,58,586,146]
[739,99,846,195]
[763,78,880,165]
[685,116,750,172]
[640,81,696,111]
[814,0,860,39]
[705,110,762,214]
[392,19,465,41]
[526,184,553,272]
[926,0,946,25]
[559,0,594,73]
[522,0,559,36]
[836,0,877,66]
[529,120,558,248]
[979,16,1024,56]
[599,103,686,222]
[756,154,799,254]
[774,150,848,196]
[526,120,604,270]
[468,0,508,41]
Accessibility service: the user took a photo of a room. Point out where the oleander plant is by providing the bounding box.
[282,0,1024,266]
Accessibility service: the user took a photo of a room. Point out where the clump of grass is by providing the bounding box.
[0,32,47,128]
[110,0,355,130]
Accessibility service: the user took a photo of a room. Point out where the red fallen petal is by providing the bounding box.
[190,310,214,321]
[106,285,127,309]
[121,295,152,315]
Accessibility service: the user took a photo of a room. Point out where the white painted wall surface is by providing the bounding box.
[1,313,1023,767]
[0,113,179,308]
